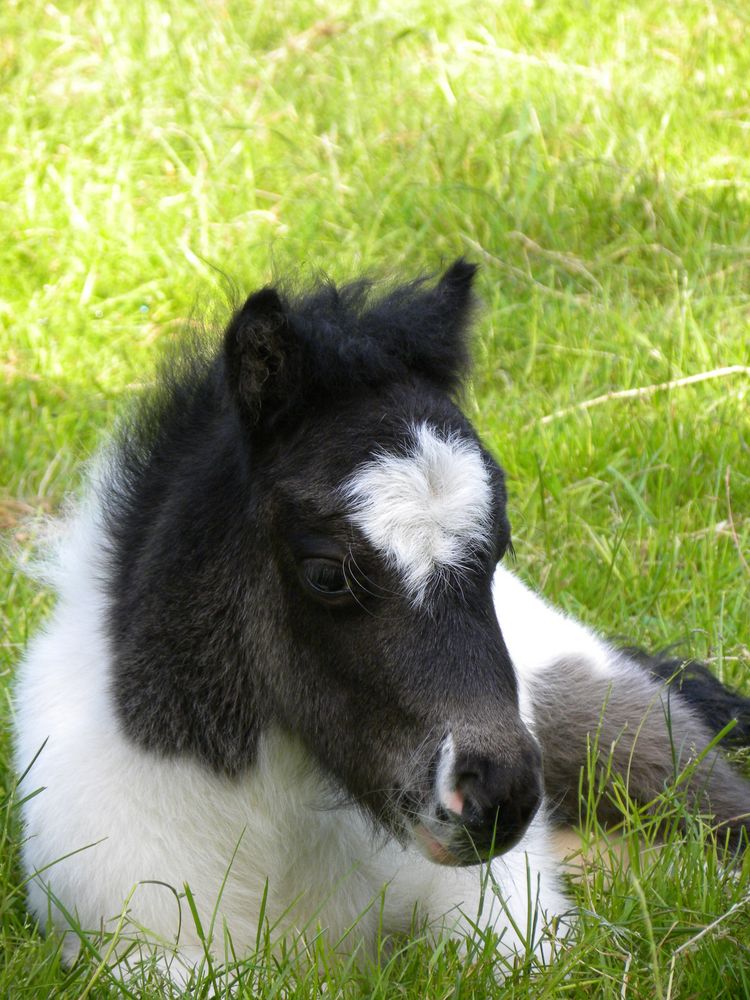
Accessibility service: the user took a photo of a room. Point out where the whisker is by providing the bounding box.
[347,548,405,600]
[344,557,395,603]
[341,558,378,619]
[343,554,411,624]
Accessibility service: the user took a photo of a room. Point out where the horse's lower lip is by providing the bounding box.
[413,822,523,866]
[413,824,463,866]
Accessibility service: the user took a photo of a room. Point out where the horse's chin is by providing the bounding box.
[412,823,476,867]
[412,820,528,867]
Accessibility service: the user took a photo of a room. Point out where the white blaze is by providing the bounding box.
[344,423,493,603]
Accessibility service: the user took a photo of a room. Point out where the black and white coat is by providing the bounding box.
[13,262,750,980]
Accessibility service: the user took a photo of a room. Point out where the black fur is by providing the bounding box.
[625,649,750,747]
[223,258,477,434]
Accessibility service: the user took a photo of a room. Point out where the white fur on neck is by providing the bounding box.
[13,489,568,978]
[492,565,616,728]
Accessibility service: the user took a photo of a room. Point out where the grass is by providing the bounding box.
[1,0,749,995]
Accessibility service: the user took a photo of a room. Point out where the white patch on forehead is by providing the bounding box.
[343,423,493,603]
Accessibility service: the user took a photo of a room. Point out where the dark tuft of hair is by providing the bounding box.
[626,649,750,747]
[221,259,479,432]
[106,260,480,522]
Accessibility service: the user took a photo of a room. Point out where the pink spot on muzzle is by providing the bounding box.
[441,788,465,817]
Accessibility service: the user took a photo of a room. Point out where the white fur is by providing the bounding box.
[344,423,493,603]
[14,495,568,979]
[436,733,465,816]
[492,566,616,728]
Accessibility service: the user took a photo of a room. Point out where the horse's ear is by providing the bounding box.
[394,258,478,392]
[435,258,478,330]
[223,287,300,428]
[438,258,478,298]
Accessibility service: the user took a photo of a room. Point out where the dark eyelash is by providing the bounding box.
[299,558,352,604]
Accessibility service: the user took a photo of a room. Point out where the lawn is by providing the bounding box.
[1,0,749,995]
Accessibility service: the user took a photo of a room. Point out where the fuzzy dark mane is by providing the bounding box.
[268,257,477,399]
[222,258,478,433]
[114,259,479,475]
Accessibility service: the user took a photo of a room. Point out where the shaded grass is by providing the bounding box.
[2,0,750,995]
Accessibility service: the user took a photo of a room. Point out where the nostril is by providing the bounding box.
[455,763,485,788]
[454,758,506,826]
[454,754,492,795]
[438,766,487,820]
[450,753,543,852]
[455,767,483,808]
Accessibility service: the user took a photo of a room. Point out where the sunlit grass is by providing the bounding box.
[2,0,749,995]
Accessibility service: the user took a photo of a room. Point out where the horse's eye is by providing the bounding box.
[300,558,350,602]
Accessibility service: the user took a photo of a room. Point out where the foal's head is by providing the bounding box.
[225,261,542,865]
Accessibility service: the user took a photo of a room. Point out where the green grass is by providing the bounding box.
[2,0,749,995]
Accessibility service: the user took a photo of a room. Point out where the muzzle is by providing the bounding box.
[414,729,543,866]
